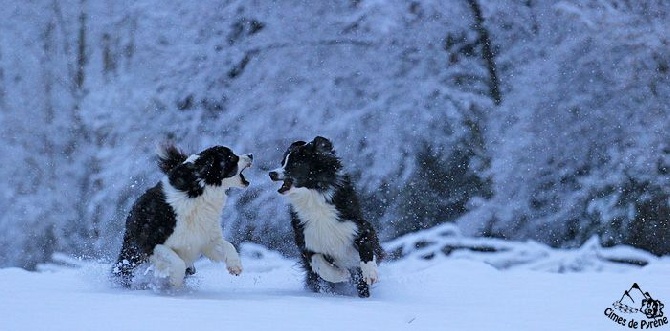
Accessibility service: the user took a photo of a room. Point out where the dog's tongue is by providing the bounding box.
[278,178,293,194]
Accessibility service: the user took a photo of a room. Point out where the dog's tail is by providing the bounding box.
[157,142,188,174]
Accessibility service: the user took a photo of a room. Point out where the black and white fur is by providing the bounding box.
[269,136,384,298]
[112,143,253,288]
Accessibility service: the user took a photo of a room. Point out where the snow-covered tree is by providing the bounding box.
[469,0,670,254]
[0,0,668,268]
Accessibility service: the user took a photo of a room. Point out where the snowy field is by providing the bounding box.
[1,233,669,331]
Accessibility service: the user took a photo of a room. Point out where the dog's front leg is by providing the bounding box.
[204,239,243,276]
[359,258,378,286]
[355,230,379,286]
[150,244,187,287]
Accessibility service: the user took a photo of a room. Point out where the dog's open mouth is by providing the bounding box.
[240,164,251,187]
[278,178,293,194]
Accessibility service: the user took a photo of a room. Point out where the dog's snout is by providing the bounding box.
[269,171,280,181]
[247,154,253,161]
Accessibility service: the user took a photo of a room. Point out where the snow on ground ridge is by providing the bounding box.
[384,223,664,273]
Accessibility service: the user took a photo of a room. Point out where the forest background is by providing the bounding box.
[0,0,667,269]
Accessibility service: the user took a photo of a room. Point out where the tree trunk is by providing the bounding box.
[467,0,501,105]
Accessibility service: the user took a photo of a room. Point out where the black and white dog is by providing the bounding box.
[112,143,253,288]
[269,136,384,298]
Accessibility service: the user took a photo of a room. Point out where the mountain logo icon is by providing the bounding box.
[613,283,665,319]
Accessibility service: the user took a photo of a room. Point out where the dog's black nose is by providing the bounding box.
[248,154,253,161]
[269,171,279,181]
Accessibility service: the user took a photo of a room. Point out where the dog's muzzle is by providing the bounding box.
[269,170,293,194]
[239,154,253,187]
[269,170,283,182]
[277,178,293,194]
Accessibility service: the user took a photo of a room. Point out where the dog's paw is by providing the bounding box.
[227,263,242,276]
[150,245,186,287]
[311,254,350,283]
[360,261,378,285]
[210,240,242,275]
[225,254,243,276]
[151,262,184,287]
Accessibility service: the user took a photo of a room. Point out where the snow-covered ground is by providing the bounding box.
[1,235,669,331]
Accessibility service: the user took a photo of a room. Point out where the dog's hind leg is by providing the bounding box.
[304,269,336,294]
[298,251,332,293]
[111,256,139,287]
[305,269,322,293]
[203,239,243,276]
[150,244,186,287]
[310,254,350,283]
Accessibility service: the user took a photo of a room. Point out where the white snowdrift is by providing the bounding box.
[1,237,669,331]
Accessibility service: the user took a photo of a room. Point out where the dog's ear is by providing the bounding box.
[288,140,307,154]
[290,140,307,149]
[312,136,333,154]
[157,142,188,174]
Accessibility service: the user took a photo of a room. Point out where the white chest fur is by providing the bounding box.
[161,178,227,264]
[288,188,359,267]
